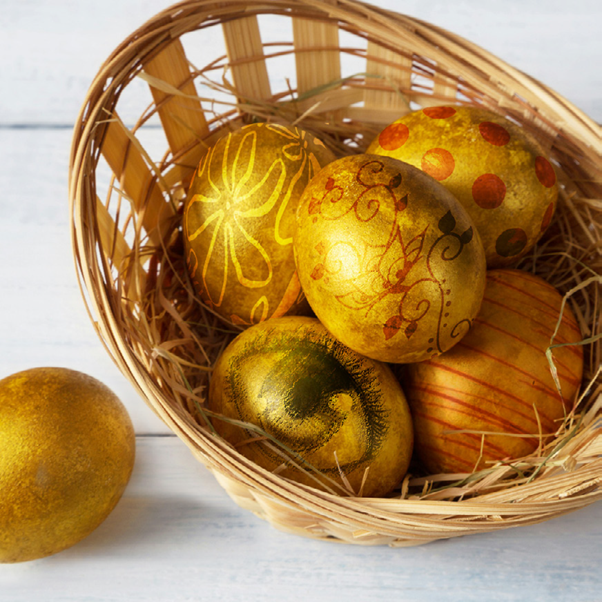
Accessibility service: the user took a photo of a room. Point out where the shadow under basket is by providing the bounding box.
[69,0,602,546]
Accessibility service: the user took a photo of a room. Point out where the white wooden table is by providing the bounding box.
[1,1,601,600]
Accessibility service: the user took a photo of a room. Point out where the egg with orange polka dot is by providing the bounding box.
[367,106,558,268]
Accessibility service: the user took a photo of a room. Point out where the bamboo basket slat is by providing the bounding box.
[432,71,458,107]
[364,40,412,112]
[69,0,602,547]
[95,196,132,274]
[293,86,364,115]
[222,15,272,102]
[143,38,210,155]
[342,105,413,125]
[99,112,172,246]
[292,16,341,93]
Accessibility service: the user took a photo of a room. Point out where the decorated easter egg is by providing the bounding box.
[0,368,135,563]
[367,106,558,268]
[208,316,414,497]
[183,122,335,326]
[403,269,583,475]
[293,154,487,364]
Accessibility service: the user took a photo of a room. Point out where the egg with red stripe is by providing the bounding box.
[401,269,583,474]
[367,106,558,268]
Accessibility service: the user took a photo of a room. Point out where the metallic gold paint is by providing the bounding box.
[0,368,135,563]
[208,316,414,498]
[183,123,335,326]
[403,269,584,474]
[367,106,558,268]
[294,154,487,364]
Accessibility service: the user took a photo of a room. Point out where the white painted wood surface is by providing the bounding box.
[3,437,602,602]
[1,1,601,599]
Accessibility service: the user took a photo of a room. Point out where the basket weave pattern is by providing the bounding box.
[69,0,602,546]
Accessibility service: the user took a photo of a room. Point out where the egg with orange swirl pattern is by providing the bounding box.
[367,106,558,268]
[183,123,335,327]
[402,269,583,475]
[294,154,487,364]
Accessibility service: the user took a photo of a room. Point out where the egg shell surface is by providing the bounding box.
[0,368,135,563]
[294,154,487,364]
[367,106,558,267]
[403,269,583,474]
[184,123,335,326]
[208,316,414,498]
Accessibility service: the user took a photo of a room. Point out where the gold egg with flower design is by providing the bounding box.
[293,154,487,364]
[183,123,335,326]
[367,105,558,268]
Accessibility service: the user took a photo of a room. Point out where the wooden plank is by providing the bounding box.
[143,39,210,156]
[0,128,170,434]
[222,16,272,102]
[292,17,341,95]
[364,41,412,114]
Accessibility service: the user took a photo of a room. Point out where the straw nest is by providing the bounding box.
[69,0,602,546]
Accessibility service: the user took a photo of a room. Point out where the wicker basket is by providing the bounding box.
[69,0,602,546]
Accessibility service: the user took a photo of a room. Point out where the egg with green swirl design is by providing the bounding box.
[208,316,413,497]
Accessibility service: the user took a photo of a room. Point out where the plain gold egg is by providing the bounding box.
[0,367,135,563]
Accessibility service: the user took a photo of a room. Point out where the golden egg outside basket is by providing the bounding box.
[69,0,602,546]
